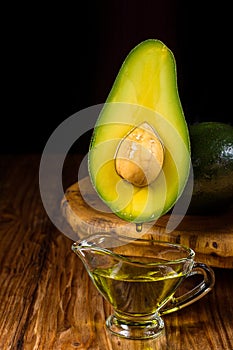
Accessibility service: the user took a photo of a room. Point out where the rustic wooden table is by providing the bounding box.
[0,154,232,350]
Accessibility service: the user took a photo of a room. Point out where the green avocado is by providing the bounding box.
[88,39,191,223]
[188,122,233,214]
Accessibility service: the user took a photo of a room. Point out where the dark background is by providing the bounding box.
[2,1,232,154]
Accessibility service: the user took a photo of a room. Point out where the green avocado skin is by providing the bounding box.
[188,122,233,214]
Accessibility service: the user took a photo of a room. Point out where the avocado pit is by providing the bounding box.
[115,122,164,187]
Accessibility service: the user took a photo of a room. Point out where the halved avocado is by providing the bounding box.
[88,39,191,223]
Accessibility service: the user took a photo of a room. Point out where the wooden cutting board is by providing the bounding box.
[61,176,233,268]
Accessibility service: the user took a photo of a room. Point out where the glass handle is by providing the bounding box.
[160,262,215,315]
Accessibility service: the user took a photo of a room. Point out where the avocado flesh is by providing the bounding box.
[88,39,191,223]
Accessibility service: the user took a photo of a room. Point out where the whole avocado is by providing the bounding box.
[188,122,233,214]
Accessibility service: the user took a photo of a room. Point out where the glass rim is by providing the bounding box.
[72,232,195,265]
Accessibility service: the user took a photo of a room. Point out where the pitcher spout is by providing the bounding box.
[71,234,121,273]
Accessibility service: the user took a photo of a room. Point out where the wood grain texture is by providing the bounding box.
[0,155,232,350]
[61,176,233,268]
